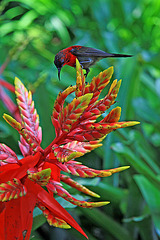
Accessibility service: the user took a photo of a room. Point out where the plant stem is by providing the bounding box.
[0,79,15,92]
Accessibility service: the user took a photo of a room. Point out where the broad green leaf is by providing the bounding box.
[112,142,160,189]
[80,208,134,240]
[89,182,127,204]
[133,98,160,123]
[32,207,46,231]
[134,175,160,236]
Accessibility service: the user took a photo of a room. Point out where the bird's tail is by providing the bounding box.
[105,53,133,58]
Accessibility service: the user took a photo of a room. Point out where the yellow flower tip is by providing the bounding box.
[101,66,114,80]
[52,222,71,229]
[94,193,101,198]
[42,168,52,175]
[3,113,7,120]
[123,165,130,170]
[64,225,71,229]
[134,121,140,125]
[14,76,21,85]
[107,66,114,75]
[111,79,118,88]
[124,121,140,128]
[76,58,81,69]
[110,66,114,71]
[129,121,140,126]
[117,79,122,88]
[96,201,110,207]
[114,106,121,114]
[118,166,130,172]
[111,166,130,174]
[3,114,21,130]
[92,201,110,207]
[3,113,11,123]
[102,201,110,206]
[60,225,71,229]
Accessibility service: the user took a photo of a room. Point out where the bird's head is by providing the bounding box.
[54,52,65,80]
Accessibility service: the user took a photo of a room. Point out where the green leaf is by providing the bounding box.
[89,182,127,204]
[32,207,46,231]
[133,98,160,123]
[151,133,160,147]
[134,175,160,236]
[123,179,147,236]
[80,208,134,240]
[34,82,54,147]
[124,215,157,240]
[111,142,160,189]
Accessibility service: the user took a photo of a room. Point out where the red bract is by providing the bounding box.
[0,60,139,239]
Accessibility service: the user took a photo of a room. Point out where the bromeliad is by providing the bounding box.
[0,60,139,239]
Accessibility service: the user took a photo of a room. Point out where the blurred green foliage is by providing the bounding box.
[0,0,160,239]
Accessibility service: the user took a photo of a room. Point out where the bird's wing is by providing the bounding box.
[70,46,132,58]
[77,58,93,64]
[77,58,94,69]
[70,46,108,57]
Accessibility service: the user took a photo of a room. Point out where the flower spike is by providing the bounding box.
[52,86,76,136]
[15,77,42,156]
[38,202,71,229]
[0,144,19,166]
[60,174,100,198]
[75,58,86,97]
[57,161,130,178]
[0,178,27,202]
[0,60,140,240]
[47,180,110,208]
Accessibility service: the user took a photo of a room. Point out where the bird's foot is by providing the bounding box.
[84,68,90,78]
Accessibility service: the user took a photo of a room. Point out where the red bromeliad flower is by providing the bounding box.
[0,60,139,239]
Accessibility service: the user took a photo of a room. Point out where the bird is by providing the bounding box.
[54,46,132,80]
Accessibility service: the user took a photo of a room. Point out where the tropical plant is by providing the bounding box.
[0,60,139,239]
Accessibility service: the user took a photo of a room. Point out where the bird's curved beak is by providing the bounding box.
[58,68,61,81]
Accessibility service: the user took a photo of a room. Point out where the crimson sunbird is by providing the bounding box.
[54,45,132,80]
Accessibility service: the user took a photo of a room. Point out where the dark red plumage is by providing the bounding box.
[54,46,132,80]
